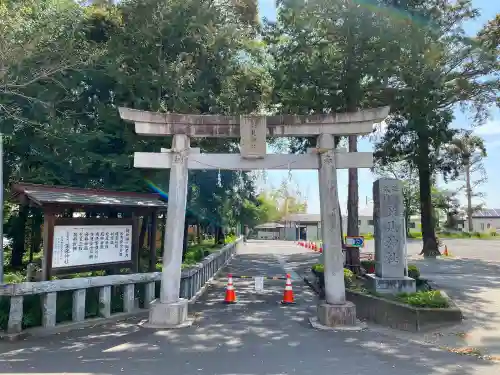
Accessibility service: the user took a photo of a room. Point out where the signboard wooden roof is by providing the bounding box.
[11,183,168,211]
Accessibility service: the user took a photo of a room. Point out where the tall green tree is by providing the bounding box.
[1,0,268,267]
[266,0,402,237]
[374,0,499,256]
[446,131,487,232]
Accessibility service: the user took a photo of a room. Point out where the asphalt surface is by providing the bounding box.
[0,240,499,375]
[361,238,500,261]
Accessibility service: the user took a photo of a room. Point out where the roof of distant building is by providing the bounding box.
[255,222,285,229]
[472,209,500,218]
[281,214,321,223]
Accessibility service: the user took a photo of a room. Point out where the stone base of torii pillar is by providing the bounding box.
[309,134,366,332]
[141,299,194,329]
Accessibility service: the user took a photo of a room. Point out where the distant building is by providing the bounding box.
[281,214,322,241]
[461,209,500,233]
[254,222,284,239]
[278,206,422,241]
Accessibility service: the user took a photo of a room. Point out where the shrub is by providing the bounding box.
[472,231,482,238]
[406,264,420,280]
[311,264,354,286]
[312,263,324,273]
[344,268,354,286]
[396,290,449,308]
[225,234,238,244]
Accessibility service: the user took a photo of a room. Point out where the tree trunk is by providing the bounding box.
[160,213,166,253]
[196,221,201,244]
[138,216,148,248]
[465,161,473,232]
[11,204,29,269]
[29,209,43,262]
[215,226,225,245]
[417,146,440,257]
[347,135,359,237]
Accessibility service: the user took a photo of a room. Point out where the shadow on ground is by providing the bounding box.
[407,257,500,355]
[0,251,497,375]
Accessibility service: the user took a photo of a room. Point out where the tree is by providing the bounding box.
[272,178,308,218]
[1,0,269,267]
[0,0,100,124]
[266,0,405,239]
[374,1,499,256]
[431,188,461,230]
[373,161,420,235]
[446,131,487,232]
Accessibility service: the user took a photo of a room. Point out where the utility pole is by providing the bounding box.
[0,133,4,283]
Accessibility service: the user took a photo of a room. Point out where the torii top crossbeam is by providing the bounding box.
[118,107,390,138]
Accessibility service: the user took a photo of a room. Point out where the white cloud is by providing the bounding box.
[474,120,500,136]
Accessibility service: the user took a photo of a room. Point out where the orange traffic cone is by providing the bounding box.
[281,274,295,305]
[444,245,449,256]
[224,274,236,304]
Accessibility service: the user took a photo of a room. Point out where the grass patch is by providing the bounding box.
[312,262,448,309]
[396,290,449,308]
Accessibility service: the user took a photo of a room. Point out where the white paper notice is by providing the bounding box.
[254,276,264,292]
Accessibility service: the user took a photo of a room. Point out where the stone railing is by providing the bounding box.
[0,237,242,338]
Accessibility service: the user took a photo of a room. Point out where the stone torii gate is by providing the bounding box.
[119,106,389,329]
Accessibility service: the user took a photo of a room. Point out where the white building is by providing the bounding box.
[254,222,285,239]
[279,206,422,241]
[346,205,421,235]
[461,209,500,233]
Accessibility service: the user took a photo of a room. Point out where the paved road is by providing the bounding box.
[360,237,500,358]
[0,240,498,375]
[361,238,500,261]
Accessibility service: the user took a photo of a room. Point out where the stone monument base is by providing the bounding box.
[309,301,365,331]
[365,274,416,294]
[140,298,194,329]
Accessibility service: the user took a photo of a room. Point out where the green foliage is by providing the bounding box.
[360,233,374,240]
[396,291,449,308]
[407,231,423,239]
[0,0,269,265]
[311,263,324,273]
[406,264,420,280]
[373,0,499,255]
[311,263,354,287]
[343,268,354,287]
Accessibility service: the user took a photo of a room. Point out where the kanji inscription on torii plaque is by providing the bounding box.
[239,116,266,159]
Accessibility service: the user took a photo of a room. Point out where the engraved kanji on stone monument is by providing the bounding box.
[373,178,405,278]
[368,178,416,294]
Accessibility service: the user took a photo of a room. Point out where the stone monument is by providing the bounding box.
[366,178,416,294]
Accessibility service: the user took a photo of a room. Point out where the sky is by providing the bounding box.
[256,0,500,214]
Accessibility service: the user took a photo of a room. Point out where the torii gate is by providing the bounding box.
[119,106,389,329]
